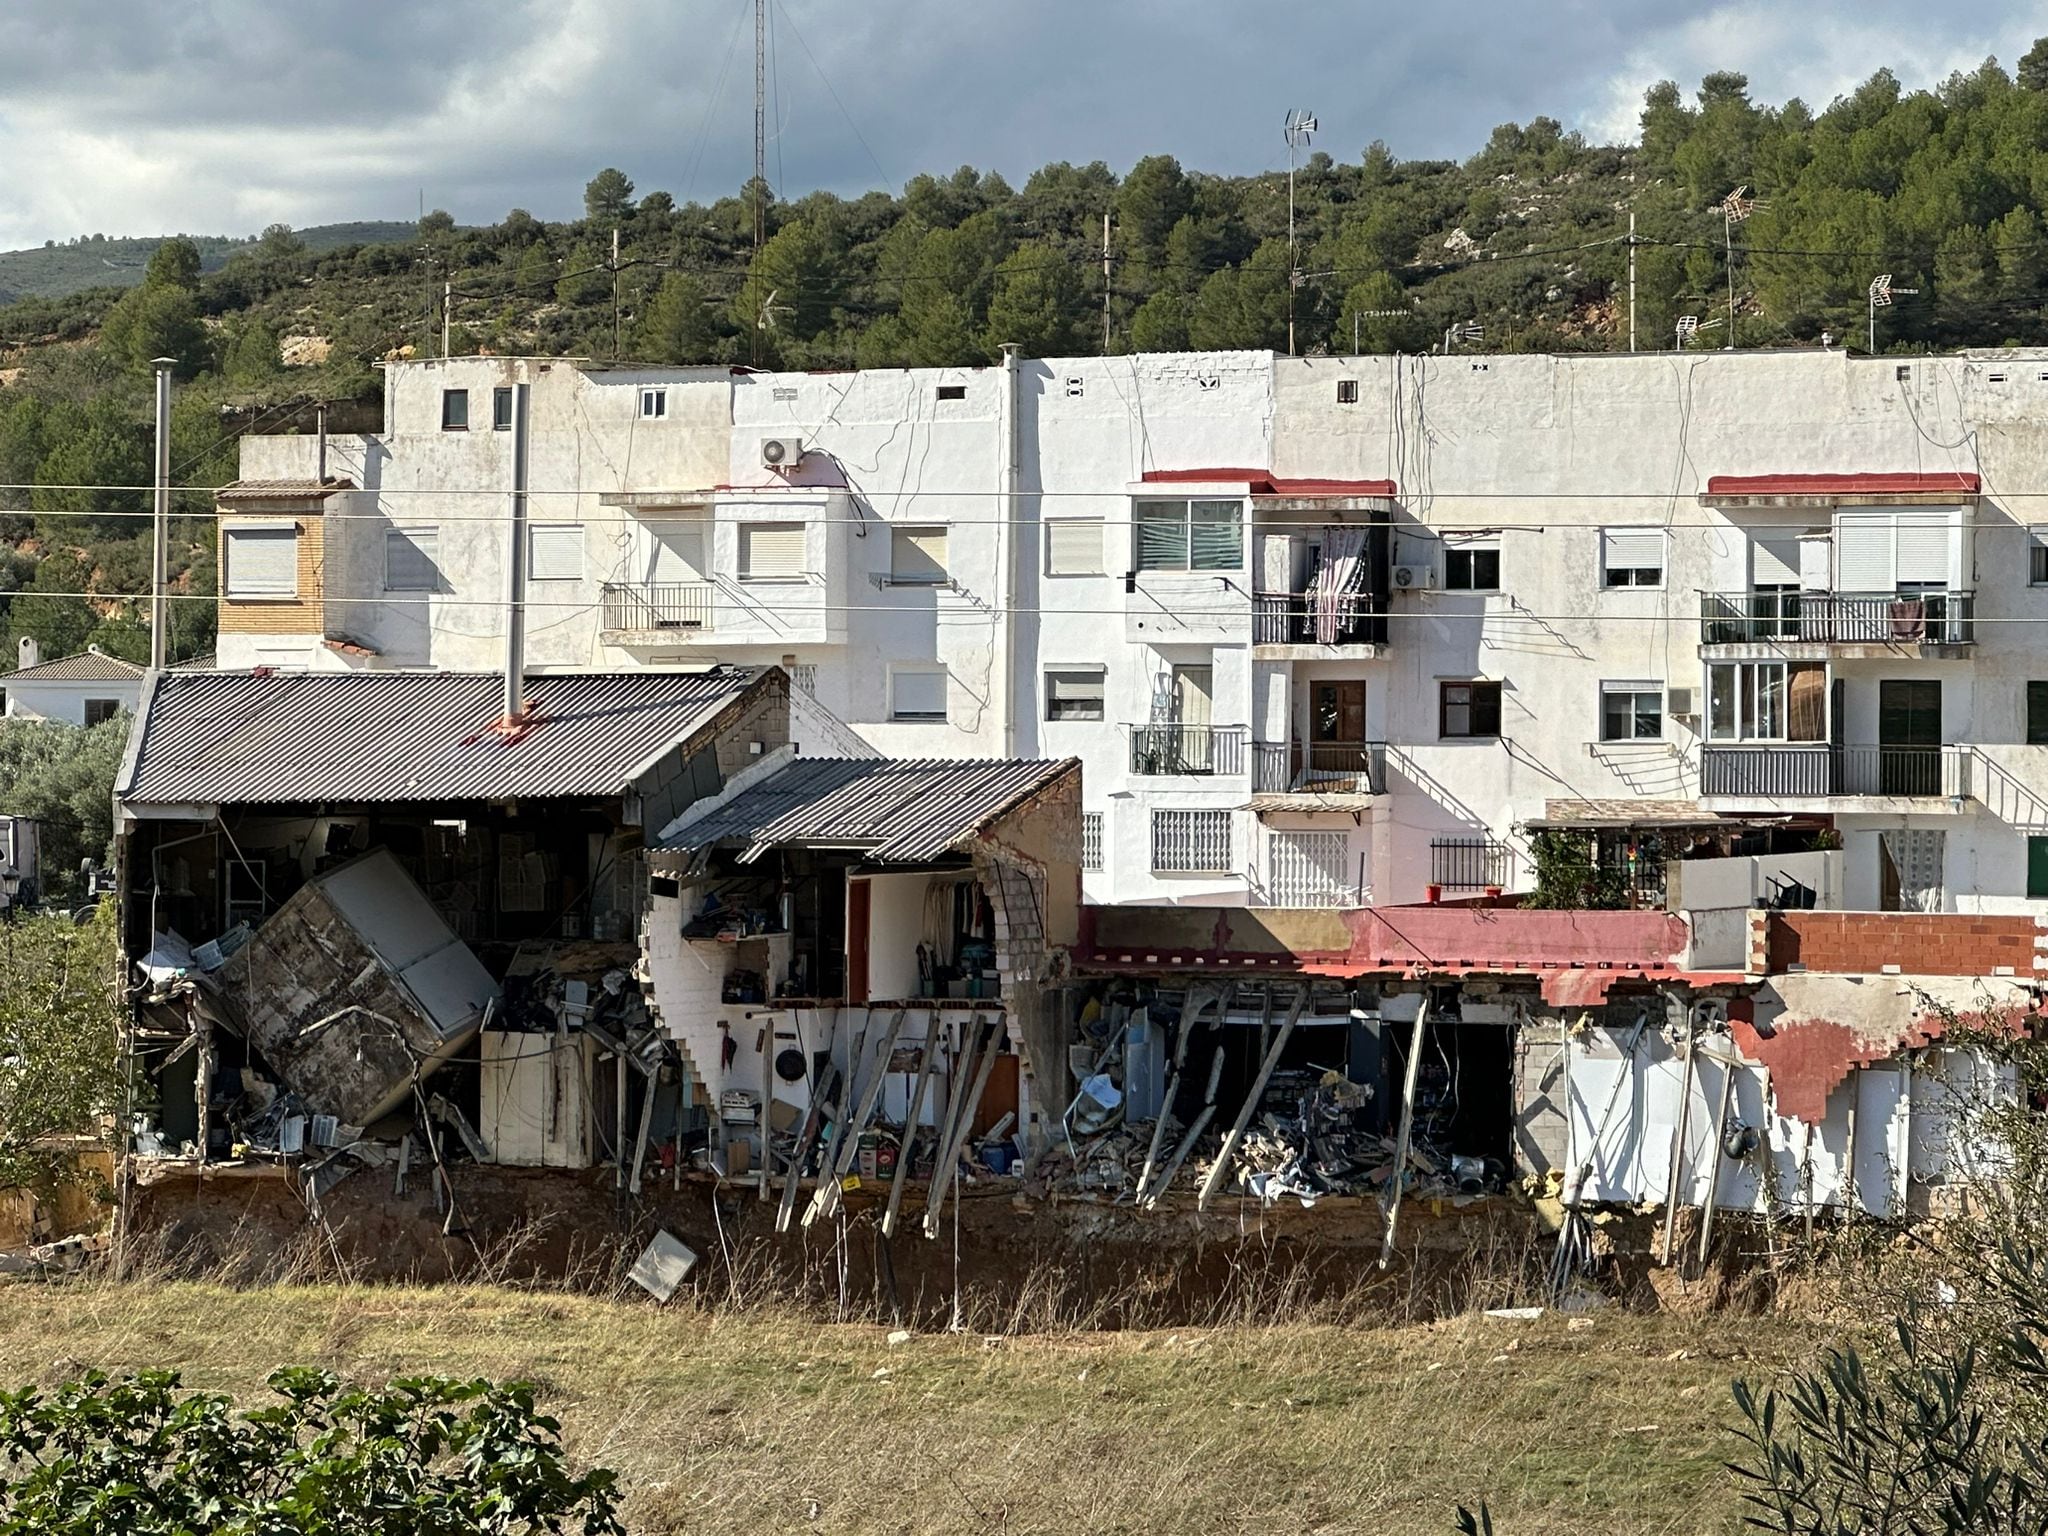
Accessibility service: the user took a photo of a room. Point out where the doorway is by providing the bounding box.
[1878,679,1941,795]
[1307,679,1368,788]
[1170,664,1214,770]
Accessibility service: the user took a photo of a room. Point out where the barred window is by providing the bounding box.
[1081,812,1103,872]
[1151,809,1231,873]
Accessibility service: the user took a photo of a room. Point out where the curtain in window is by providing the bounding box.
[1310,525,1367,643]
[1787,665,1827,742]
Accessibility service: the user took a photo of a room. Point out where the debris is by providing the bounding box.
[1567,1317,1595,1332]
[1484,1306,1544,1321]
[627,1230,700,1304]
[886,1329,912,1346]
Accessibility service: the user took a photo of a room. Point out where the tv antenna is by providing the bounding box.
[1284,109,1317,356]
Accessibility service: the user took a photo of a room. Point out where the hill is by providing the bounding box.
[0,222,419,305]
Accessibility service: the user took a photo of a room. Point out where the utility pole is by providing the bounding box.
[442,280,452,358]
[1627,211,1637,354]
[1102,211,1113,354]
[502,378,532,722]
[611,226,622,361]
[149,359,174,670]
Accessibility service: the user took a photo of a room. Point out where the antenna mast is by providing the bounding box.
[754,0,767,260]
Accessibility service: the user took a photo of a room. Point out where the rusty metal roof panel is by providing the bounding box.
[664,756,1078,863]
[120,668,759,806]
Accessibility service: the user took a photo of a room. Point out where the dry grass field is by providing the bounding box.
[0,1277,1822,1535]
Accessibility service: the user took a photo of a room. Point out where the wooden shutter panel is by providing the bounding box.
[1046,519,1103,575]
[742,523,805,578]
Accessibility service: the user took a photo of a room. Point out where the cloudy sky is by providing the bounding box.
[0,0,2038,250]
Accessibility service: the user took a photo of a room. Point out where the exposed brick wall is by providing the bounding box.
[1764,911,2043,977]
[217,513,325,636]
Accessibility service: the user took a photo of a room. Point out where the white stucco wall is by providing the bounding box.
[3,675,140,725]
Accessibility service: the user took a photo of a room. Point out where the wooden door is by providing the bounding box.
[845,877,871,1003]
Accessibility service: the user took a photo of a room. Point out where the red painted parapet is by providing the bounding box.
[1760,911,2046,978]
[1302,906,1692,1005]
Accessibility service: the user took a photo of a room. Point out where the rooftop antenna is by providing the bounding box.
[1718,186,1757,349]
[1868,272,1918,354]
[1443,320,1483,353]
[751,0,767,365]
[1284,108,1317,356]
[1675,314,1700,350]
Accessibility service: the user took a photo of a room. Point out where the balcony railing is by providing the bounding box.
[601,580,715,633]
[1253,739,1387,794]
[1129,723,1248,777]
[1252,591,1388,647]
[1431,836,1514,892]
[1701,744,1973,799]
[1700,590,1975,646]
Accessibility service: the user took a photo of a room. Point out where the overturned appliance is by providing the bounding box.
[213,849,499,1126]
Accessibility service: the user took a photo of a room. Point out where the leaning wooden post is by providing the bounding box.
[882,1012,940,1238]
[1377,996,1432,1269]
[923,1018,1002,1238]
[1659,1007,1700,1266]
[1197,988,1306,1212]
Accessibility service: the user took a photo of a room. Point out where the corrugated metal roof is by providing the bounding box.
[8,649,145,682]
[216,478,354,502]
[664,756,1078,864]
[121,669,760,806]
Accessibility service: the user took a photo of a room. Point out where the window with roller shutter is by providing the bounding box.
[224,523,298,598]
[890,525,947,584]
[739,522,806,581]
[1045,519,1104,576]
[890,666,948,721]
[527,524,584,582]
[384,527,440,591]
[1600,527,1664,587]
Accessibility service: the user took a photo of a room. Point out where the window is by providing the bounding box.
[1044,668,1105,722]
[1439,680,1502,739]
[2032,837,2048,900]
[739,522,805,581]
[936,384,967,401]
[1601,528,1664,588]
[640,387,667,419]
[492,387,513,431]
[527,524,583,582]
[1151,808,1232,873]
[1443,538,1500,591]
[1081,812,1103,872]
[441,388,468,430]
[384,527,440,591]
[890,667,948,722]
[2030,681,2048,746]
[1046,519,1104,576]
[1336,378,1359,404]
[223,523,298,598]
[2031,527,2048,586]
[0,688,8,716]
[1133,498,1243,572]
[83,698,119,726]
[890,525,948,585]
[1706,661,1827,742]
[1601,682,1664,741]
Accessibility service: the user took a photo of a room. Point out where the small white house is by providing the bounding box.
[2,640,144,725]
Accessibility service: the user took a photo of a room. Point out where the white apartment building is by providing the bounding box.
[216,346,2048,920]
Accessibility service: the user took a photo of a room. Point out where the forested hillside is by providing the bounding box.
[5,49,2048,664]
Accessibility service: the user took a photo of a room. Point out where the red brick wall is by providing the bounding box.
[1764,911,2041,977]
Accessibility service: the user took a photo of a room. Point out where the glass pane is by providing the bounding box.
[1474,549,1500,588]
[1708,665,1736,740]
[1602,693,1629,740]
[1134,501,1188,570]
[1757,664,1786,739]
[1189,500,1243,570]
[1633,696,1662,738]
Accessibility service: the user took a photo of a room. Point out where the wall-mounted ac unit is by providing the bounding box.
[760,436,804,471]
[1391,564,1438,591]
[1667,686,1696,717]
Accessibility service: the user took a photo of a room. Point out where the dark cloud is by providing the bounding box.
[0,0,2038,247]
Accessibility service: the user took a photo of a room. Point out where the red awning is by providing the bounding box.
[1704,471,1980,497]
[1139,469,1398,497]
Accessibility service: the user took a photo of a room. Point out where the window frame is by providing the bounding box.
[440,388,469,431]
[888,665,949,723]
[2029,680,2048,746]
[639,386,667,420]
[737,521,807,583]
[222,522,299,600]
[1600,681,1665,742]
[383,525,441,592]
[82,698,120,727]
[1600,527,1666,589]
[888,524,949,586]
[2032,527,2048,587]
[1439,679,1503,740]
[1442,539,1501,592]
[1043,667,1106,723]
[1705,660,1829,744]
[1132,497,1244,573]
[492,386,513,432]
[526,523,585,583]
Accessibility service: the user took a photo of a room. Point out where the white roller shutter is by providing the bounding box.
[1834,512,1894,591]
[528,524,584,582]
[1894,511,1950,584]
[1750,533,1802,587]
[224,524,298,597]
[1046,519,1104,575]
[740,523,805,579]
[1601,527,1664,572]
[384,527,439,591]
[891,525,947,583]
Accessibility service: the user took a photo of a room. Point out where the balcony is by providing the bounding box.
[1252,592,1388,656]
[1129,723,1247,777]
[601,581,715,637]
[1252,740,1387,797]
[1700,744,1973,806]
[1700,590,1975,655]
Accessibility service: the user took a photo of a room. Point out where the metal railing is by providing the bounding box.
[1252,591,1388,647]
[1700,589,1975,646]
[1252,739,1388,794]
[1700,744,1973,799]
[601,580,716,633]
[1431,836,1513,892]
[1128,723,1248,777]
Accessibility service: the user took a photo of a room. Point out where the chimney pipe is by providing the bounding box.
[16,637,38,671]
[502,379,532,721]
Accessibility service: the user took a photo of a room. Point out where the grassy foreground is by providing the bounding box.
[0,1280,1811,1535]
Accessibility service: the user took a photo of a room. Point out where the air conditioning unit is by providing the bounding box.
[1391,564,1438,591]
[1666,686,1697,718]
[760,436,805,471]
